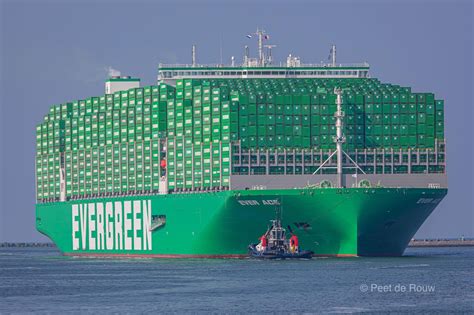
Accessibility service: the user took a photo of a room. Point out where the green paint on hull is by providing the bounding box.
[36,188,447,257]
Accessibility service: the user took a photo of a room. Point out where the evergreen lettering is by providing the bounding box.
[71,200,153,251]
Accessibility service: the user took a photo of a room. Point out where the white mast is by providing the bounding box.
[258,29,264,66]
[254,28,268,66]
[331,44,337,67]
[192,45,196,67]
[334,87,345,187]
[244,45,249,66]
[312,88,366,184]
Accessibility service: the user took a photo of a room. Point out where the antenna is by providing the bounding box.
[264,44,276,65]
[244,45,249,66]
[258,28,263,66]
[192,45,196,67]
[253,28,269,66]
[331,44,336,66]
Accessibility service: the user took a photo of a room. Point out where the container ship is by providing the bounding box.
[35,30,447,257]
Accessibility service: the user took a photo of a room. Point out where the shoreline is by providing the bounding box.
[0,242,56,248]
[408,239,474,247]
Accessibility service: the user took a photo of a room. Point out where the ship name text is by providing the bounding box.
[71,200,152,251]
[237,199,280,206]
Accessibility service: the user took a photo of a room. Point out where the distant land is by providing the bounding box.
[1,239,474,248]
[0,242,56,248]
[408,238,474,247]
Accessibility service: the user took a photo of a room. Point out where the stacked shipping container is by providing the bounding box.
[36,77,446,201]
[166,80,231,191]
[36,86,167,201]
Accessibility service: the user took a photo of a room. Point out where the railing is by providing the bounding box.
[158,62,370,69]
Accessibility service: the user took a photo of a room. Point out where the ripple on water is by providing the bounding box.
[0,246,473,313]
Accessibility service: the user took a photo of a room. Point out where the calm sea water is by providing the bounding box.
[0,246,473,314]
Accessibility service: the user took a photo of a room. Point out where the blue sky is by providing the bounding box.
[0,0,472,241]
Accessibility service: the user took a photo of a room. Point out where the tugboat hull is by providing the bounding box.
[248,244,313,259]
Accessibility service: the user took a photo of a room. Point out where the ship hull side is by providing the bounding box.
[36,188,447,257]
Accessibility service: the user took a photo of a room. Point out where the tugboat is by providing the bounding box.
[248,203,313,259]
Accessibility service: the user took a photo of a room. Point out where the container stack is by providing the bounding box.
[166,80,231,192]
[36,77,446,201]
[214,78,444,152]
[35,85,167,201]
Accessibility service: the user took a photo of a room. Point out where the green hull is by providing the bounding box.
[36,188,447,257]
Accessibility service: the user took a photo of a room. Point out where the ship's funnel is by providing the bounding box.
[105,76,140,94]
